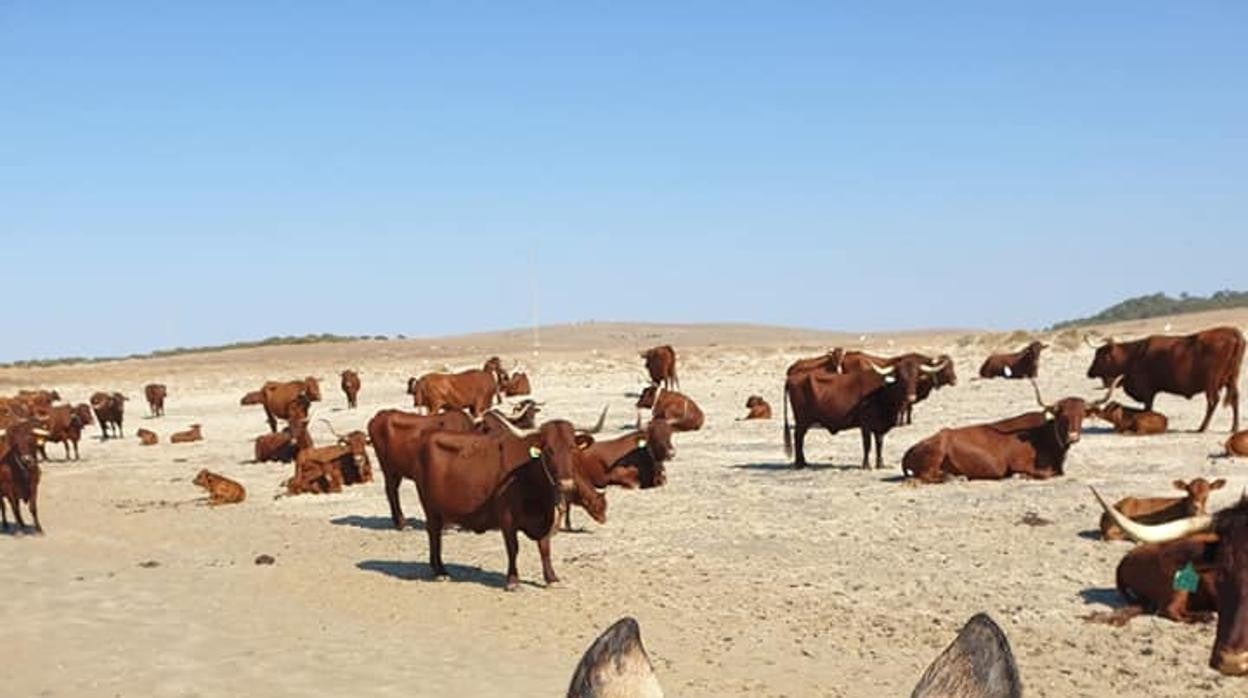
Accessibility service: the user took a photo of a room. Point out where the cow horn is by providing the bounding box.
[1091,375,1123,408]
[488,409,531,437]
[868,360,895,376]
[578,405,608,434]
[31,428,51,437]
[1083,333,1109,349]
[920,359,948,374]
[1028,378,1054,412]
[1090,486,1212,543]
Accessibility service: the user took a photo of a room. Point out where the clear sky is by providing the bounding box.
[2,2,1245,361]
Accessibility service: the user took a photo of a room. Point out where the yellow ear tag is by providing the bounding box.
[529,446,541,459]
[637,439,647,449]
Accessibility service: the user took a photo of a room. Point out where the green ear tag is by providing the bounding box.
[528,446,541,459]
[1173,562,1199,593]
[637,439,647,449]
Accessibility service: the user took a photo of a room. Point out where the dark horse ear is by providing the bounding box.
[911,613,1021,698]
[568,617,663,698]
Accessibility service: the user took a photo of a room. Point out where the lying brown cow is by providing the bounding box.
[743,395,771,420]
[249,378,321,433]
[90,391,127,439]
[562,420,674,532]
[192,469,245,505]
[253,423,311,463]
[979,341,1046,380]
[1088,401,1169,435]
[567,613,1021,697]
[407,359,505,416]
[136,428,159,446]
[340,370,360,409]
[144,383,167,417]
[636,386,703,432]
[1100,478,1225,541]
[502,371,531,397]
[1226,430,1248,457]
[0,421,46,533]
[902,378,1115,483]
[285,427,372,495]
[170,424,203,444]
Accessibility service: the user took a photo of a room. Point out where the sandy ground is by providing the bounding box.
[2,311,1247,697]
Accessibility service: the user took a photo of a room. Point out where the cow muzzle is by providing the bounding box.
[1067,431,1081,443]
[1213,649,1248,676]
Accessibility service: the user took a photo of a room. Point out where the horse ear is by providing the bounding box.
[912,614,1021,698]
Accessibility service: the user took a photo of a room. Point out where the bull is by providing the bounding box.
[1086,326,1244,432]
[840,351,956,425]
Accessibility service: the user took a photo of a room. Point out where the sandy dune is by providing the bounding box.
[2,310,1246,697]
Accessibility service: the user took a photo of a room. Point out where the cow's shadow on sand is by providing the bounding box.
[1079,587,1128,610]
[331,515,425,531]
[730,461,876,473]
[357,560,541,590]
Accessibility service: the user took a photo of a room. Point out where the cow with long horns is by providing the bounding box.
[901,378,1116,483]
[839,351,957,425]
[1086,326,1244,432]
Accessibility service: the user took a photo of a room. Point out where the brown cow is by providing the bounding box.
[1088,401,1169,435]
[285,425,372,495]
[0,421,46,532]
[416,420,581,590]
[368,409,477,529]
[170,424,203,444]
[743,395,771,420]
[90,392,127,439]
[1226,431,1248,457]
[253,420,312,463]
[240,390,263,406]
[978,341,1046,380]
[840,351,956,425]
[504,399,543,429]
[902,378,1115,483]
[407,360,504,416]
[1087,326,1244,432]
[144,383,167,417]
[784,359,935,469]
[635,386,703,432]
[641,345,679,389]
[502,372,532,397]
[562,420,674,532]
[786,348,845,377]
[567,614,1021,697]
[247,378,321,432]
[16,390,60,412]
[192,469,245,505]
[136,428,159,446]
[1100,478,1225,541]
[35,403,93,461]
[340,370,360,409]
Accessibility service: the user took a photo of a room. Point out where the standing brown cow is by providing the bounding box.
[407,359,505,416]
[246,378,321,433]
[144,384,167,417]
[340,370,360,409]
[35,403,93,461]
[0,421,45,533]
[641,345,679,389]
[1087,326,1244,432]
[90,392,127,439]
[368,409,477,530]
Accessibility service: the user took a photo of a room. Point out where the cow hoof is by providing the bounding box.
[505,578,521,592]
[545,578,562,588]
[432,573,450,583]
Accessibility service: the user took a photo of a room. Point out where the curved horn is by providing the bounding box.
[868,360,895,376]
[487,408,531,438]
[30,428,51,438]
[1090,487,1212,543]
[1083,333,1110,349]
[920,359,949,374]
[578,405,608,434]
[1028,378,1053,411]
[1091,375,1123,408]
[318,419,345,440]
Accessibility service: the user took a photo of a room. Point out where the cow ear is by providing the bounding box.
[1212,478,1227,491]
[912,613,1021,698]
[1173,480,1188,492]
[575,434,595,450]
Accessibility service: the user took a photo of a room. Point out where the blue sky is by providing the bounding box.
[2,2,1245,360]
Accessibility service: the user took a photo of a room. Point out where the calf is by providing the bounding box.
[170,424,203,444]
[144,383,167,417]
[136,428,159,446]
[192,469,245,505]
[1100,478,1224,541]
[0,421,45,532]
[1089,401,1169,435]
[340,370,361,409]
[743,395,771,420]
[1226,430,1248,457]
[636,386,704,432]
[253,426,309,463]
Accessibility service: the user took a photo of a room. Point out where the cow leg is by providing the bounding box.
[859,428,872,470]
[502,527,521,591]
[265,408,277,433]
[63,442,71,461]
[538,534,559,586]
[11,494,26,530]
[1162,592,1213,624]
[1198,389,1219,433]
[383,474,406,529]
[563,501,573,532]
[426,513,449,580]
[874,431,885,469]
[28,492,41,534]
[1231,382,1241,432]
[0,496,8,531]
[793,422,810,468]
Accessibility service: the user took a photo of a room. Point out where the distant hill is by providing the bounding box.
[1049,290,1248,330]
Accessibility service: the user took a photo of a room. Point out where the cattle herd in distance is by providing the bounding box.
[2,327,1248,692]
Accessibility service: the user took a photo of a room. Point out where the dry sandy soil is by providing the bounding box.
[2,311,1247,697]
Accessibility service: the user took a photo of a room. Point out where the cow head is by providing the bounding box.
[192,469,212,488]
[1213,499,1248,676]
[302,377,322,402]
[538,420,606,525]
[1,421,45,471]
[74,404,94,426]
[1085,336,1137,384]
[483,356,507,382]
[636,385,660,409]
[1175,478,1226,517]
[745,395,765,409]
[508,400,542,429]
[1030,378,1118,447]
[930,354,957,388]
[339,430,370,469]
[870,359,921,406]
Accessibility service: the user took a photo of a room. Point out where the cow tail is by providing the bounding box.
[1225,332,1245,407]
[783,383,793,458]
